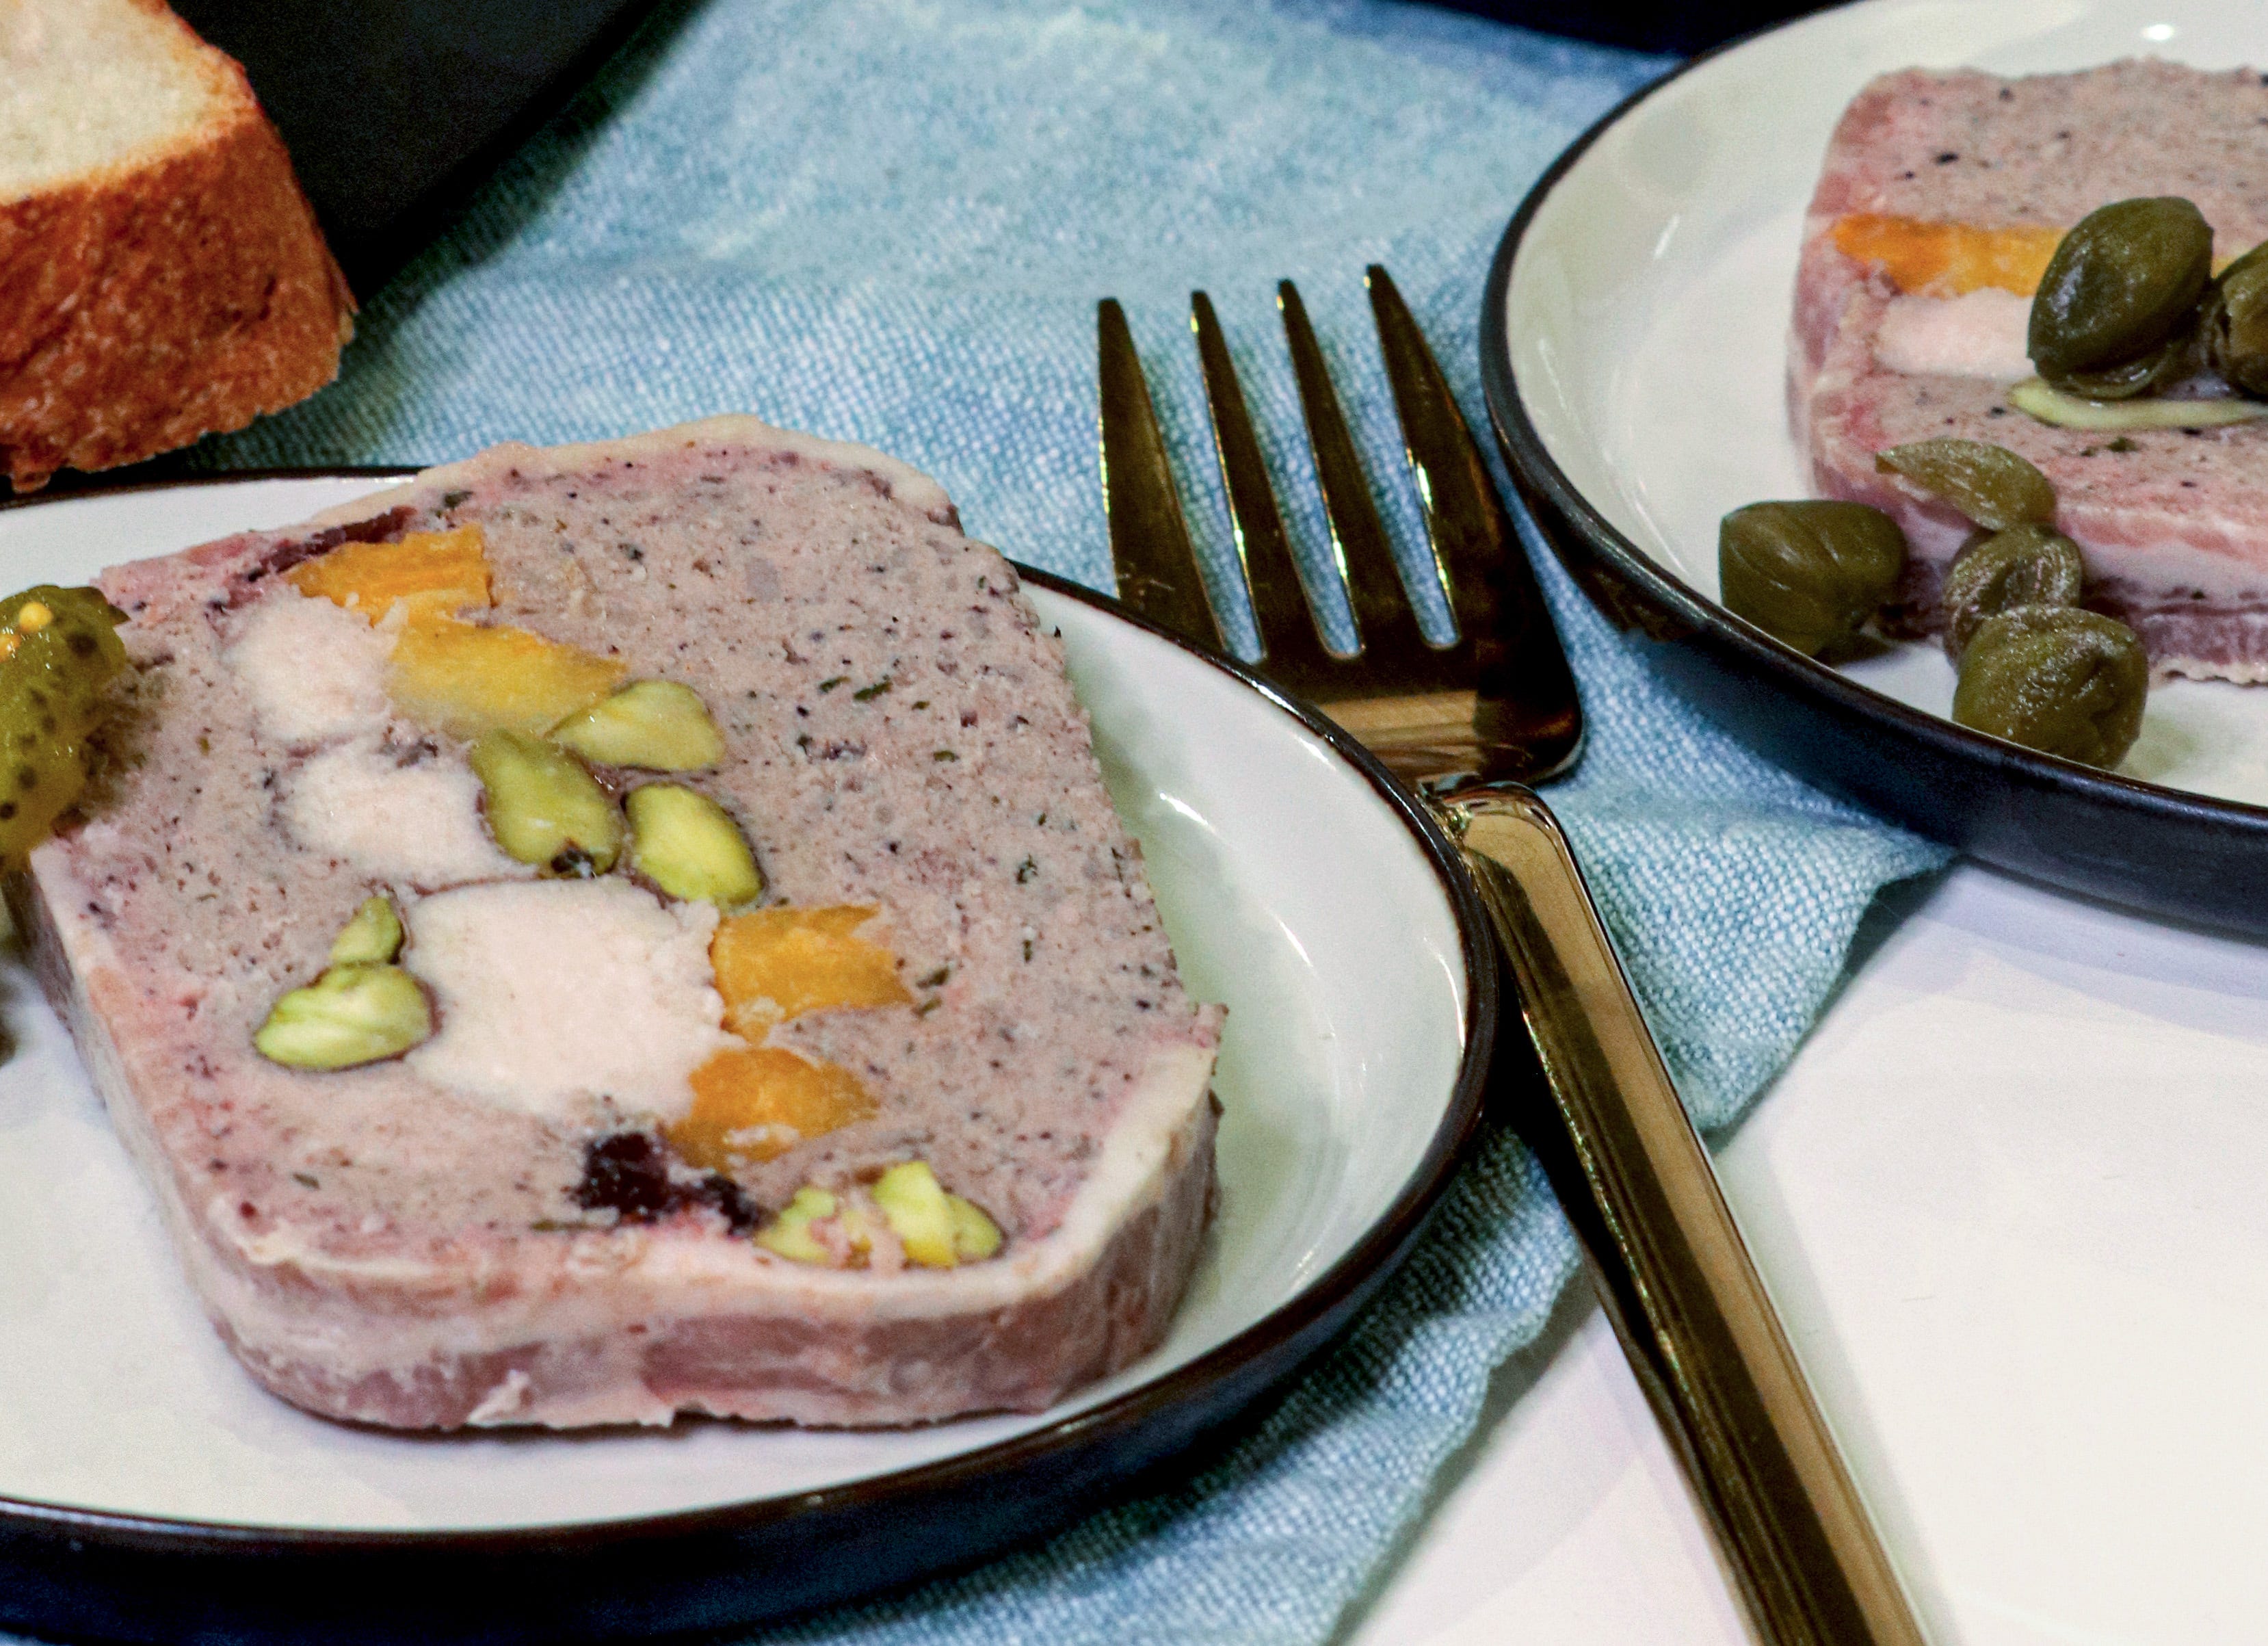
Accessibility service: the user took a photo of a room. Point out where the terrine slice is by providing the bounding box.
[11,416,1224,1429]
[1791,60,2268,680]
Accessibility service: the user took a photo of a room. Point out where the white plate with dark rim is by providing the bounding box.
[0,473,1494,1643]
[1483,0,2268,936]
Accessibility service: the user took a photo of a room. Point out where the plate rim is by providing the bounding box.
[1475,0,2268,846]
[0,467,1497,1559]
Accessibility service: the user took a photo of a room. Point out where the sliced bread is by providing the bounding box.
[0,0,354,491]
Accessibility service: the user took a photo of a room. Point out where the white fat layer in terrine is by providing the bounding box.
[2053,533,2268,603]
[281,741,526,890]
[222,590,393,746]
[1873,290,2032,382]
[404,880,732,1123]
[1876,489,2268,604]
[183,1041,1215,1411]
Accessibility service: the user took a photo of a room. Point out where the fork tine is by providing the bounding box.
[1096,298,1223,650]
[1189,291,1341,685]
[1366,266,1504,657]
[1367,265,1583,780]
[1276,279,1439,675]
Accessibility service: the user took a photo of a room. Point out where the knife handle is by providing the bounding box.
[1442,786,1926,1646]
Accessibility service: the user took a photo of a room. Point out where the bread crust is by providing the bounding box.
[0,3,353,491]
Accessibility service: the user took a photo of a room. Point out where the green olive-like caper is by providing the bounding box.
[2050,332,2200,401]
[2203,239,2268,397]
[1874,439,2056,532]
[2029,197,2212,400]
[1719,501,1907,657]
[1951,605,2148,769]
[1939,524,2087,660]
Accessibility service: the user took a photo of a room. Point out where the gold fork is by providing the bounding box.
[1096,271,1925,1646]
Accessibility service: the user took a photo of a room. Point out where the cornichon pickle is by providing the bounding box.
[2029,197,2212,399]
[2203,239,2268,397]
[625,784,763,905]
[468,729,623,875]
[328,895,404,966]
[254,963,433,1070]
[1874,439,2056,532]
[0,585,129,867]
[551,679,724,770]
[1719,501,1907,657]
[1951,606,2149,769]
[1939,525,2087,660]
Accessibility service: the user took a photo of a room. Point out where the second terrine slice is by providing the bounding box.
[12,415,1224,1429]
[1791,60,2268,679]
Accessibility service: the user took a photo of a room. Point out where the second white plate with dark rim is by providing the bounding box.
[1484,0,2268,936]
[0,473,1494,1643]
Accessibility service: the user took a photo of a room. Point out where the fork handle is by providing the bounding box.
[1442,787,1926,1646]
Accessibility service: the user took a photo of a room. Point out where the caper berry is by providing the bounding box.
[2029,197,2211,399]
[1951,606,2148,769]
[1874,439,2056,532]
[2203,239,2268,397]
[1939,524,2087,661]
[1718,501,1907,657]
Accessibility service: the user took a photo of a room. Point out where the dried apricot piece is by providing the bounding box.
[710,905,912,1039]
[387,616,625,739]
[1832,214,2064,298]
[288,525,493,621]
[670,1045,878,1169]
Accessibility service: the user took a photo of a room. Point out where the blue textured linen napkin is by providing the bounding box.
[73,1,1946,1639]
